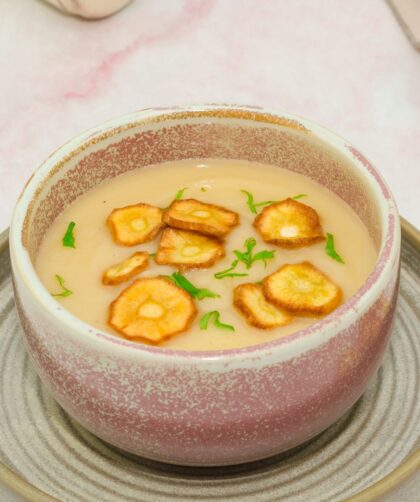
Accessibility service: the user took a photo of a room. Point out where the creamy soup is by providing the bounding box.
[35,159,377,351]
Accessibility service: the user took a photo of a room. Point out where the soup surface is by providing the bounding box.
[36,159,377,351]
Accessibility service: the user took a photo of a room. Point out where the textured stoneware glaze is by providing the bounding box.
[9,105,400,466]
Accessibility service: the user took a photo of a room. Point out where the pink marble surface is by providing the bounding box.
[0,0,419,233]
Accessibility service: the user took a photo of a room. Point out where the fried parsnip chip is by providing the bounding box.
[155,228,225,269]
[254,198,324,248]
[109,277,196,342]
[163,199,239,238]
[102,252,149,285]
[263,262,342,316]
[107,203,164,246]
[233,283,293,329]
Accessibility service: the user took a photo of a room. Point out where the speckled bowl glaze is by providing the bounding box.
[9,105,400,466]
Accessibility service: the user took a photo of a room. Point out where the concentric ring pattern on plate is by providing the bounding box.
[0,232,419,502]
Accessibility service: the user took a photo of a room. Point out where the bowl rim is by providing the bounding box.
[9,104,401,363]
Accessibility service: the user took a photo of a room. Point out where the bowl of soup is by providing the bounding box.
[9,105,400,466]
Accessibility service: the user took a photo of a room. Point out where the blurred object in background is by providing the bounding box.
[43,0,133,19]
[388,0,420,50]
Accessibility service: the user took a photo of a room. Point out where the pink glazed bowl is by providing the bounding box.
[9,105,400,466]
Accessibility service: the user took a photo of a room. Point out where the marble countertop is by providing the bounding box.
[0,0,419,233]
[0,1,419,500]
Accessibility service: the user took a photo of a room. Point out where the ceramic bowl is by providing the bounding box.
[43,0,133,19]
[9,105,400,466]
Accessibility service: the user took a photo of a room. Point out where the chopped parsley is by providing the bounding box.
[214,260,249,279]
[241,190,277,214]
[234,237,275,269]
[214,238,275,279]
[62,221,76,248]
[51,275,73,298]
[200,311,235,332]
[175,187,188,200]
[165,272,219,300]
[325,232,345,263]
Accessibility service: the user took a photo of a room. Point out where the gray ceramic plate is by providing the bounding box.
[0,219,419,502]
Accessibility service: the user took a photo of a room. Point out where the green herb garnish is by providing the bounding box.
[175,187,188,200]
[233,237,275,269]
[214,238,275,279]
[62,221,76,248]
[200,311,235,332]
[214,259,249,279]
[149,252,156,257]
[165,272,220,300]
[241,190,277,214]
[325,232,344,263]
[292,194,307,200]
[51,275,73,297]
[164,187,189,209]
[200,187,207,192]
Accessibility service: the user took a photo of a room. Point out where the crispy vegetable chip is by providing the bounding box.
[102,252,149,285]
[233,283,293,329]
[163,199,239,238]
[263,262,342,316]
[109,277,196,342]
[155,228,225,269]
[254,198,324,248]
[107,203,164,246]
